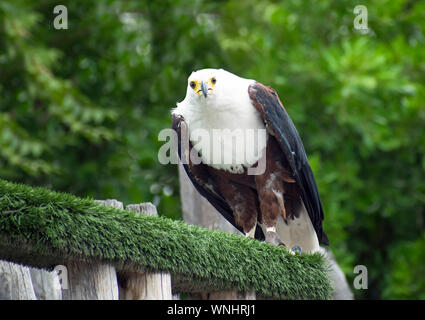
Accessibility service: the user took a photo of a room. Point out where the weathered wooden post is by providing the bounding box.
[117,203,172,300]
[61,199,120,300]
[0,261,36,300]
[29,268,62,300]
[62,261,118,300]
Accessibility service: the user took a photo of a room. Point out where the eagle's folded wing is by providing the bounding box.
[248,83,329,245]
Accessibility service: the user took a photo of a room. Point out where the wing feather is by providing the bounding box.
[248,83,329,245]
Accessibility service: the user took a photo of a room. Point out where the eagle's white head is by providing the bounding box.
[176,68,255,112]
[173,68,266,174]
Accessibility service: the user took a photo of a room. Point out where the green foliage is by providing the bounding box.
[0,0,424,299]
[0,179,332,299]
[382,234,425,299]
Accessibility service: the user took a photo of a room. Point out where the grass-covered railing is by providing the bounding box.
[0,179,332,299]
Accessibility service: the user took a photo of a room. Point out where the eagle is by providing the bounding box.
[172,68,329,254]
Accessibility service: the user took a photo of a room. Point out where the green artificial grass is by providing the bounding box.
[0,179,332,299]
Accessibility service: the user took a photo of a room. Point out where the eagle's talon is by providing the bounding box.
[290,245,302,255]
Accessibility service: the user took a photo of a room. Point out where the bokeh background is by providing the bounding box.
[1,0,424,299]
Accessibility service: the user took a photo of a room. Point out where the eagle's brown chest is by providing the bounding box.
[203,136,301,228]
[204,135,295,190]
[205,165,256,189]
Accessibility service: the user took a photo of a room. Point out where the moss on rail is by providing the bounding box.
[0,179,331,299]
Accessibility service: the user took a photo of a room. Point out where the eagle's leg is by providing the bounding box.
[264,227,281,246]
[254,136,297,248]
[254,160,288,246]
[255,172,286,246]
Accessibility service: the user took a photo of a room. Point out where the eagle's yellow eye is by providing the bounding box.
[190,81,196,89]
[211,77,216,85]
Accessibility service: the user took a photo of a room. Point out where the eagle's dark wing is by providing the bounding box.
[172,113,265,240]
[248,82,329,246]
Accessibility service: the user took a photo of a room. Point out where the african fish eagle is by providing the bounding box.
[172,68,329,254]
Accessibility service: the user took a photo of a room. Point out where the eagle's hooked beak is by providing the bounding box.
[200,81,208,98]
